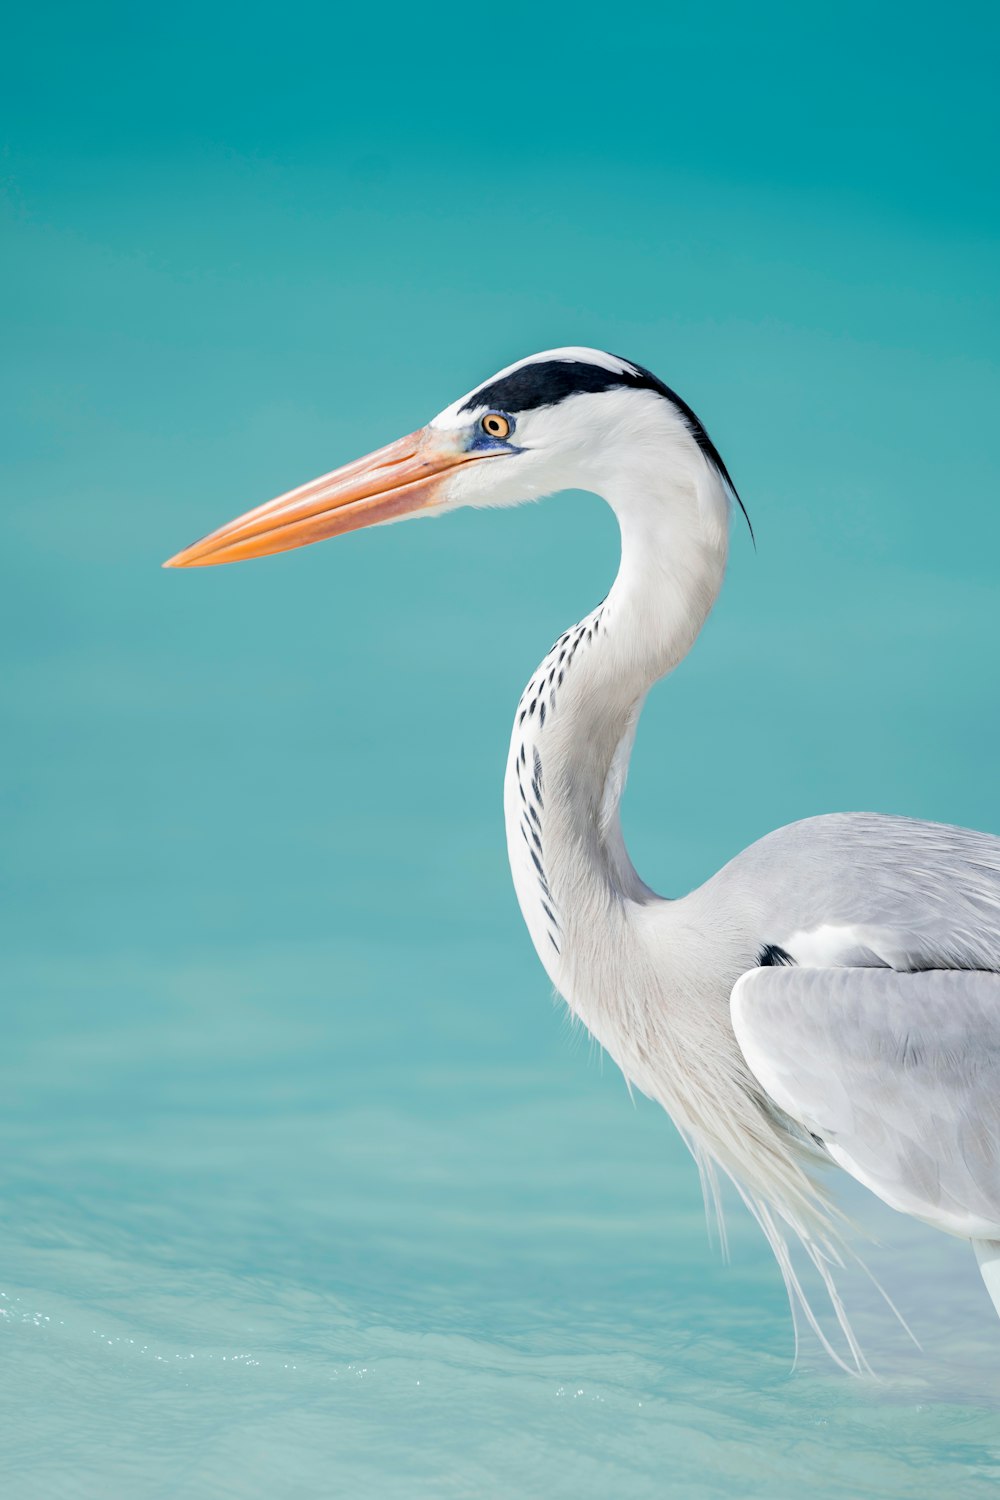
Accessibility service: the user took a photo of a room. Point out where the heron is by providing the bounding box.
[165,347,1000,1368]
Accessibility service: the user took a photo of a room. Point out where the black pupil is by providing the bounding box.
[486,416,502,433]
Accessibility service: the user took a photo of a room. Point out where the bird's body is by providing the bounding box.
[167,346,1000,1367]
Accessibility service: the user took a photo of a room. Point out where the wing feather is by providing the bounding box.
[731,968,1000,1239]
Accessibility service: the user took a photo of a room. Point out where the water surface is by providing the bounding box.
[3,1,1000,1493]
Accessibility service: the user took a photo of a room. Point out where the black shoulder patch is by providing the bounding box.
[458,353,753,542]
[758,943,795,967]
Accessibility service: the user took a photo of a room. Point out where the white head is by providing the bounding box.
[164,347,748,568]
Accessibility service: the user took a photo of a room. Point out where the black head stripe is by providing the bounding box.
[459,353,754,544]
[458,358,640,416]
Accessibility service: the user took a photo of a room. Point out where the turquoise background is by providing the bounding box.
[3,2,1000,1495]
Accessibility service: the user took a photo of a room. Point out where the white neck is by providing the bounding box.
[501,420,846,1326]
[503,443,729,1038]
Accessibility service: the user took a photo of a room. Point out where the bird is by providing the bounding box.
[165,346,1000,1369]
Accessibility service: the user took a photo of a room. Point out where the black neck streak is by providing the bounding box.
[513,607,606,956]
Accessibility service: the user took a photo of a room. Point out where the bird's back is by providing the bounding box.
[695,811,1000,976]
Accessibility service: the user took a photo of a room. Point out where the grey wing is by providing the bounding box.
[731,967,1000,1239]
[707,812,1000,973]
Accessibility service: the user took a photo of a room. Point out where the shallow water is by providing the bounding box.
[4,940,1000,1498]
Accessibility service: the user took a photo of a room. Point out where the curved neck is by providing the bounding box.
[504,455,729,1005]
[551,462,729,870]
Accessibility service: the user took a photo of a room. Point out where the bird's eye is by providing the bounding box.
[481,412,511,439]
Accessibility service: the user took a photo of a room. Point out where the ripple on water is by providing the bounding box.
[2,954,1000,1498]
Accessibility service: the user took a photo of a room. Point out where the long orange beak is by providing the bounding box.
[163,427,480,568]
